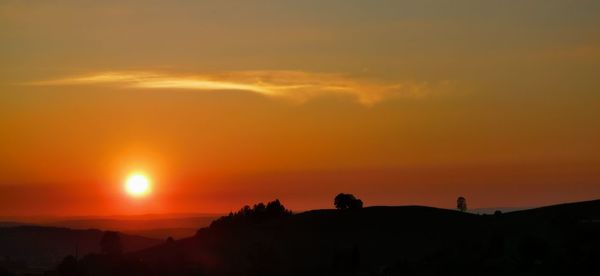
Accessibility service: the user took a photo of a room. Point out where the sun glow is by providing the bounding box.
[125,173,151,197]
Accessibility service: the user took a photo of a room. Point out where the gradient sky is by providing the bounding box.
[1,0,599,217]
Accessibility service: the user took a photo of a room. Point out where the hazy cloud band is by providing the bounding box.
[28,71,448,106]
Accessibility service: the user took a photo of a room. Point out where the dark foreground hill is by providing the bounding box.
[40,199,600,276]
[0,226,161,274]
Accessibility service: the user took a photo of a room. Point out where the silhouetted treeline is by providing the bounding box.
[208,199,292,229]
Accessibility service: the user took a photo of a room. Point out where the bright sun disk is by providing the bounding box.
[125,173,151,197]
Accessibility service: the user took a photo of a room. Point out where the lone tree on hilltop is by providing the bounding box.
[334,193,363,210]
[457,196,467,212]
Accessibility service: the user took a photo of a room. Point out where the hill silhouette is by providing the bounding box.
[129,205,482,275]
[61,199,600,276]
[0,226,160,274]
[2,199,599,275]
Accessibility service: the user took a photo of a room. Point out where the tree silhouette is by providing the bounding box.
[266,199,287,216]
[334,193,363,210]
[457,196,467,212]
[100,231,123,256]
[254,202,266,214]
[210,199,292,228]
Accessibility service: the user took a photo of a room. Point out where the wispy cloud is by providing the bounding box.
[28,71,448,106]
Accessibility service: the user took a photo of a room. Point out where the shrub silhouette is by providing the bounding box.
[100,231,123,256]
[457,196,467,212]
[334,193,363,210]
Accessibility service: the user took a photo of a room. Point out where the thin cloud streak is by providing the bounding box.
[28,71,446,106]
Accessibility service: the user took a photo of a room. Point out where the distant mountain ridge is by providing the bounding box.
[0,221,32,228]
[1,213,219,240]
[43,215,217,239]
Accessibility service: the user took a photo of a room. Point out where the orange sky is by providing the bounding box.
[1,1,600,217]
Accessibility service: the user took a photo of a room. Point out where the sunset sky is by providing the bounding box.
[1,1,599,217]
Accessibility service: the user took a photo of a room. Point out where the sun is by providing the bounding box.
[125,173,151,197]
